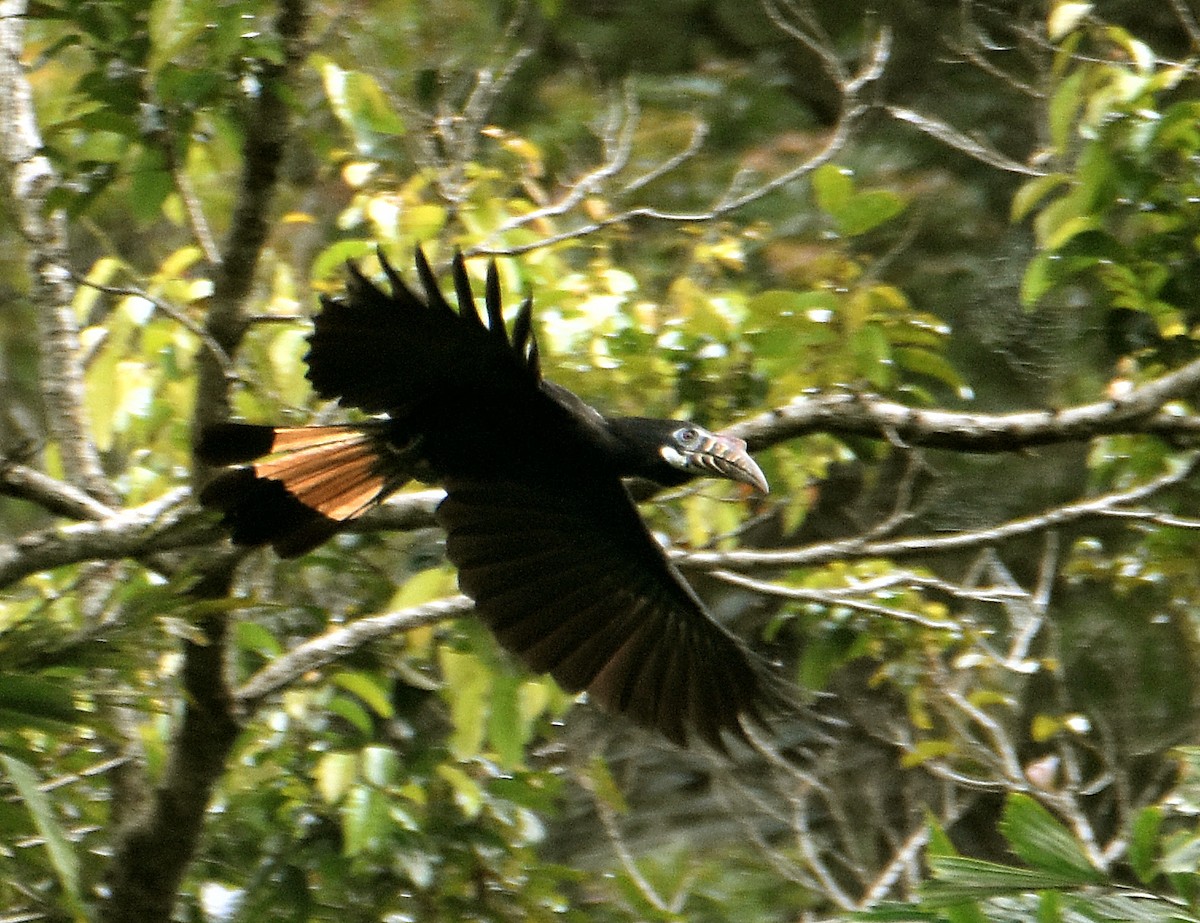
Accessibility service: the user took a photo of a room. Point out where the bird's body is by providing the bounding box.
[198,250,789,749]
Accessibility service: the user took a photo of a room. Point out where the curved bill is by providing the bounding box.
[683,433,769,495]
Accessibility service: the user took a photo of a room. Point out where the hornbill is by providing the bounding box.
[197,249,793,749]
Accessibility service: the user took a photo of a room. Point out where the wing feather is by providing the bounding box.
[306,248,541,414]
[438,475,787,749]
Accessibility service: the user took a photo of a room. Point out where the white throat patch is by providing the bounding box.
[659,445,689,470]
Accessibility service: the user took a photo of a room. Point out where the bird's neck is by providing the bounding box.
[603,416,690,486]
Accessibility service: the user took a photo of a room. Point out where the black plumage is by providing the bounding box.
[197,249,792,749]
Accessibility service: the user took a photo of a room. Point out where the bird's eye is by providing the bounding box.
[673,426,702,449]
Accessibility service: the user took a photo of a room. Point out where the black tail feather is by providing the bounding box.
[199,468,341,557]
[196,423,279,466]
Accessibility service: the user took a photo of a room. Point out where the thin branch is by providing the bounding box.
[469,102,867,257]
[760,0,849,87]
[858,822,931,907]
[681,453,1200,570]
[711,569,961,632]
[469,25,891,257]
[71,274,236,378]
[170,153,221,266]
[591,779,677,915]
[235,596,473,710]
[0,489,203,590]
[887,105,1045,175]
[621,119,709,195]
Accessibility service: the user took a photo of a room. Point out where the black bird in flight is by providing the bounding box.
[198,250,790,749]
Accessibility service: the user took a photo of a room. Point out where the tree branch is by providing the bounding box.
[680,454,1200,570]
[468,21,891,257]
[101,3,312,921]
[0,0,114,503]
[0,489,203,590]
[235,596,474,711]
[731,357,1200,452]
[0,460,113,521]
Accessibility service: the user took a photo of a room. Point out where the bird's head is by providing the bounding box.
[610,418,769,494]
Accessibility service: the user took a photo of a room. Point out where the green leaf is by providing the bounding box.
[1,755,86,920]
[1161,831,1200,874]
[895,347,965,392]
[1012,173,1072,222]
[436,764,483,819]
[327,695,373,737]
[851,323,893,389]
[334,671,394,719]
[361,746,400,788]
[487,671,525,769]
[901,738,958,768]
[923,856,1092,906]
[926,814,960,858]
[748,289,839,321]
[999,793,1102,883]
[851,903,943,921]
[320,59,405,153]
[1038,889,1063,923]
[1021,252,1059,306]
[315,751,358,804]
[1130,806,1162,884]
[835,189,906,236]
[341,784,387,855]
[812,163,855,216]
[1048,69,1086,153]
[129,145,172,222]
[0,674,82,726]
[311,238,376,280]
[234,621,282,658]
[1065,892,1200,923]
[438,648,490,758]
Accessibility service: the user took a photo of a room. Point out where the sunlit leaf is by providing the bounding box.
[315,751,358,804]
[812,163,855,216]
[334,671,394,719]
[1047,2,1092,41]
[436,764,483,819]
[438,648,489,758]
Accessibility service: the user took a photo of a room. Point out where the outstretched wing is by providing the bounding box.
[437,475,789,750]
[306,249,540,414]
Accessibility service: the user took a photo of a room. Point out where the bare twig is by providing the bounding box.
[71,274,236,378]
[711,569,961,632]
[887,105,1045,175]
[468,23,891,257]
[681,453,1200,570]
[235,596,473,710]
